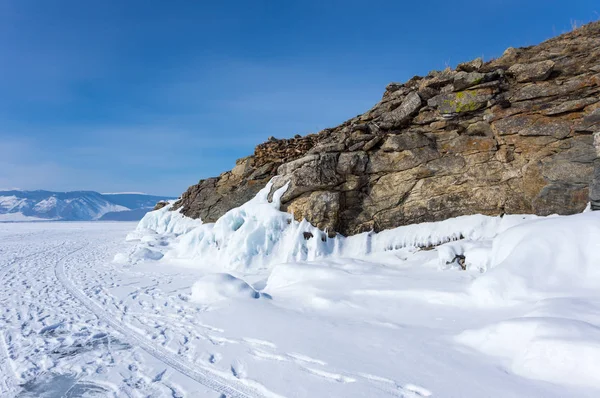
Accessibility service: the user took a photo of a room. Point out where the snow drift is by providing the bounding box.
[469,211,600,304]
[191,273,261,304]
[131,180,541,272]
[122,178,600,392]
[456,316,600,389]
[136,200,201,235]
[455,211,600,389]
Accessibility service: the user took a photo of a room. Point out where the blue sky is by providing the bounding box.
[0,1,598,195]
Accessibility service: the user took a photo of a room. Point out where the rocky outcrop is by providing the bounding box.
[153,201,170,211]
[174,22,600,235]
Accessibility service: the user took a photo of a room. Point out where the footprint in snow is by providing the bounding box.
[208,353,222,364]
[208,335,237,345]
[152,369,167,382]
[230,359,247,379]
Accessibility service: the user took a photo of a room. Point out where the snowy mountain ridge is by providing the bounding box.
[0,190,176,222]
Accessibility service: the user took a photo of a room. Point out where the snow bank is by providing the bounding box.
[136,201,201,235]
[469,212,600,304]
[119,186,600,393]
[113,246,164,264]
[266,263,347,291]
[137,181,351,270]
[125,179,545,272]
[125,228,157,241]
[457,316,600,388]
[364,213,538,255]
[163,181,329,271]
[190,273,260,304]
[453,212,600,389]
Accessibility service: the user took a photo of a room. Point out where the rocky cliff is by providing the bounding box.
[174,22,600,236]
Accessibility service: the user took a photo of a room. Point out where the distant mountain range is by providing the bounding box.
[0,190,176,222]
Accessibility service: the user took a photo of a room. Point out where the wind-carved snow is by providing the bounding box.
[191,273,261,304]
[132,180,539,272]
[451,212,600,389]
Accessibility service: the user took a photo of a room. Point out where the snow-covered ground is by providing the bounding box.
[0,213,52,222]
[1,186,600,397]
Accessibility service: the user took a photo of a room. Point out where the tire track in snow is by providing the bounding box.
[0,329,16,397]
[0,242,65,397]
[55,243,274,398]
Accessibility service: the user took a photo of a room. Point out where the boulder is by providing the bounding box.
[275,153,342,202]
[362,136,383,151]
[465,121,493,136]
[508,60,555,83]
[153,201,169,211]
[285,191,341,234]
[420,68,456,89]
[491,115,572,139]
[543,98,598,116]
[457,57,484,72]
[378,92,423,129]
[453,71,486,91]
[428,89,494,115]
[380,132,432,151]
[366,147,439,173]
[337,151,368,175]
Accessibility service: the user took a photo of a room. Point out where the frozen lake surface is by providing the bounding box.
[1,217,599,397]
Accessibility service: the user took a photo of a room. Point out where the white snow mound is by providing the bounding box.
[137,200,201,235]
[113,246,164,264]
[191,273,260,304]
[455,211,600,389]
[469,211,600,304]
[456,317,600,388]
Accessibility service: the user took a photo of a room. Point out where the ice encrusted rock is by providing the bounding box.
[130,180,540,272]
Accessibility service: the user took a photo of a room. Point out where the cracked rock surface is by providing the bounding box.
[174,22,600,235]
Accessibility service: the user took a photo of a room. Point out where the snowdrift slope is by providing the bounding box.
[2,184,599,396]
[117,180,600,395]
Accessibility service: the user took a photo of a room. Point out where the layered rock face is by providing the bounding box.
[174,22,600,236]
